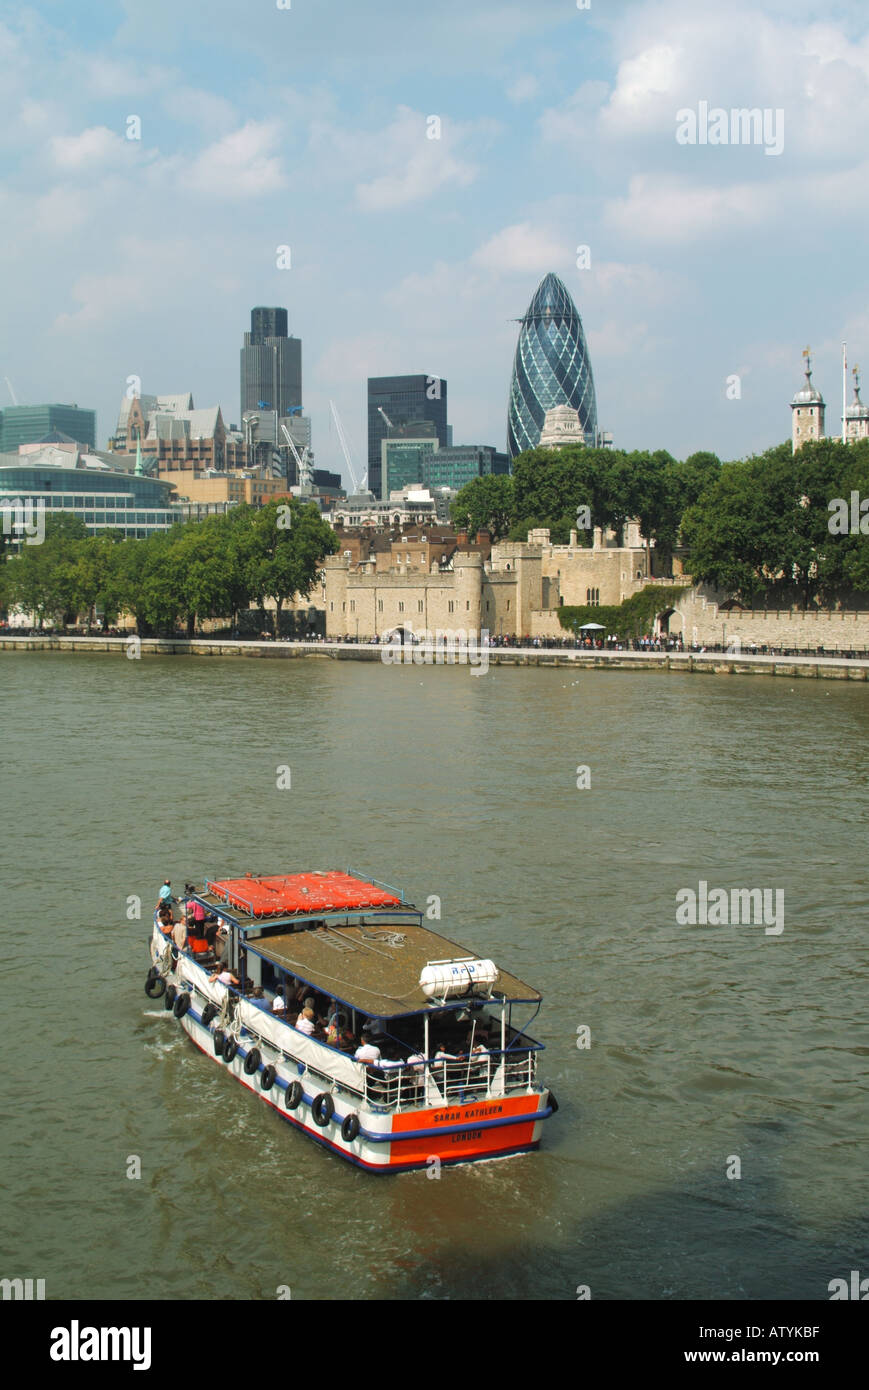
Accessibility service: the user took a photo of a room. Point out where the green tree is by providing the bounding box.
[451,475,514,540]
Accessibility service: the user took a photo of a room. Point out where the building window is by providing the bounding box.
[398,601,404,613]
[378,599,383,612]
[350,600,355,613]
[330,602,333,611]
[466,601,470,610]
[417,600,423,613]
[448,600,454,614]
[506,600,510,611]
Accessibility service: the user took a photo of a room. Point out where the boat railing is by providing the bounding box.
[362,1047,538,1110]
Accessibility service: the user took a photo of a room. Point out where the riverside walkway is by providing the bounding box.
[2,633,868,680]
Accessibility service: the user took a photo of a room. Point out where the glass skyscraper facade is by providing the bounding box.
[507,273,598,458]
[367,375,448,498]
[0,405,96,452]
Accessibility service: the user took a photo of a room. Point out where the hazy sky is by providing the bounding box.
[2,0,867,483]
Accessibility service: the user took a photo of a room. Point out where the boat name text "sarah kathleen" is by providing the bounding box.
[433,1104,504,1124]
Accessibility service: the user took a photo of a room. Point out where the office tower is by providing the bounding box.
[367,374,448,498]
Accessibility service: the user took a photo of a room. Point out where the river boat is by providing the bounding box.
[145,869,556,1171]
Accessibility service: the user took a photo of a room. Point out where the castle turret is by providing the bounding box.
[845,366,869,442]
[791,349,825,453]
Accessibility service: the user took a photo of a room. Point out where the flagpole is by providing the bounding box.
[843,342,847,442]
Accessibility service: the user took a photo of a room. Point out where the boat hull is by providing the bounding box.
[150,928,552,1172]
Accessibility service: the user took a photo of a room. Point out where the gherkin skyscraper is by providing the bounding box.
[507,272,598,458]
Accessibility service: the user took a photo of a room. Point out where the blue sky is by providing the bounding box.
[2,0,868,482]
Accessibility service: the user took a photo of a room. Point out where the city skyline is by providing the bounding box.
[2,1,868,485]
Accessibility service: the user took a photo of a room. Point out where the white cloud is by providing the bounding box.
[50,125,128,170]
[308,106,496,211]
[184,121,285,197]
[605,173,775,243]
[600,43,682,135]
[471,222,569,274]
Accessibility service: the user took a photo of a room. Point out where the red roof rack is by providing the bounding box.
[208,870,401,919]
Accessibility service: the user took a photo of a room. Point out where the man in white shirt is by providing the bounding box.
[272,991,287,1015]
[295,1008,316,1036]
[354,1041,381,1064]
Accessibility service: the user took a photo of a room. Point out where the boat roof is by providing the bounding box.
[242,918,542,1019]
[205,869,402,919]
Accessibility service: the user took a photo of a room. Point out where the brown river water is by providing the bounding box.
[1,651,867,1300]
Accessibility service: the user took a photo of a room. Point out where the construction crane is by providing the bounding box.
[4,378,18,406]
[280,422,314,493]
[377,406,394,430]
[329,400,367,494]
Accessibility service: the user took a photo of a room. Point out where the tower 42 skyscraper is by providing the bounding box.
[507,273,598,458]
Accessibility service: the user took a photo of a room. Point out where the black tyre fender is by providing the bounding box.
[312,1093,335,1127]
[173,991,190,1019]
[243,1047,261,1076]
[284,1080,303,1110]
[164,984,177,1010]
[548,1090,559,1115]
[222,1035,238,1063]
[341,1112,360,1143]
[201,1002,218,1027]
[213,1029,225,1055]
[145,975,166,998]
[260,1065,276,1091]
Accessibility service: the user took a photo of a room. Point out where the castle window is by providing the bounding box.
[398,602,404,613]
[418,600,423,612]
[448,601,454,614]
[378,599,383,612]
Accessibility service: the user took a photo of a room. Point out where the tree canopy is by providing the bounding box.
[1,501,339,634]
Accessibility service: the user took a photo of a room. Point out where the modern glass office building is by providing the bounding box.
[384,442,510,494]
[367,375,448,498]
[507,273,598,458]
[0,459,178,539]
[0,404,96,452]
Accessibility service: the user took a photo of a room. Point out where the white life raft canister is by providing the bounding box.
[419,958,499,999]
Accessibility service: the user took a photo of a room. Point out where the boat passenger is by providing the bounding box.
[208,967,239,987]
[295,1008,316,1037]
[157,880,173,908]
[354,1039,382,1065]
[272,991,287,1015]
[171,918,187,954]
